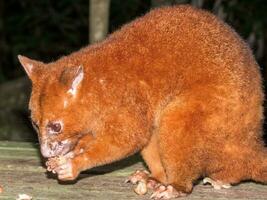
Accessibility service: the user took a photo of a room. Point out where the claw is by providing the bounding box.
[147,178,160,190]
[150,185,166,199]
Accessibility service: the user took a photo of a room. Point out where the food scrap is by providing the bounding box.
[46,156,67,173]
[134,180,147,195]
[16,194,32,200]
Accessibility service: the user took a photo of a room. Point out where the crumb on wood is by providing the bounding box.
[0,186,3,193]
[16,194,32,200]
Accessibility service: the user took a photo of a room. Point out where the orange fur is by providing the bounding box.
[19,5,266,195]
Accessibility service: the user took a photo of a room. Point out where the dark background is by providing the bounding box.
[0,0,266,142]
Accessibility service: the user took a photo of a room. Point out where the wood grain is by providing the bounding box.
[0,142,266,200]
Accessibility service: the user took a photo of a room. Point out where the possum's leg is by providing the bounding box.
[141,133,167,183]
[126,133,167,195]
[152,100,205,198]
[127,133,167,186]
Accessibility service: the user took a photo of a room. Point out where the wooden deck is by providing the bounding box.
[0,141,266,200]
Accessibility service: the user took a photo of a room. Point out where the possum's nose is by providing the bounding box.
[40,140,72,158]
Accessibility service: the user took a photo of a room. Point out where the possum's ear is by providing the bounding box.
[60,65,84,96]
[18,55,44,81]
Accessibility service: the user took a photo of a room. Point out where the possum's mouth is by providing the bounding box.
[40,132,89,158]
[40,139,75,158]
[54,141,72,156]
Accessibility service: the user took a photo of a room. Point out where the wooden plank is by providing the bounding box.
[0,141,266,200]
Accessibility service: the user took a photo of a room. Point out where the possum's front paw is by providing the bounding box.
[46,153,80,181]
[56,158,79,181]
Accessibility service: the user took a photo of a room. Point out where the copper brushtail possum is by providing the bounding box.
[18,5,266,199]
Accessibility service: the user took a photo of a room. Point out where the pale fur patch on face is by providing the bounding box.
[63,99,68,108]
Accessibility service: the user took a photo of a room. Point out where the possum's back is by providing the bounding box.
[97,5,261,99]
[67,5,263,112]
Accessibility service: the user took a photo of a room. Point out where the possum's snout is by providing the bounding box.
[40,139,72,158]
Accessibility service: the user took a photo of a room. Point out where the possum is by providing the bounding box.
[18,5,266,199]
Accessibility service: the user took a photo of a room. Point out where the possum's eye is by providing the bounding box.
[46,121,62,135]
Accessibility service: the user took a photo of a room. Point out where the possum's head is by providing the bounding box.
[18,55,93,158]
